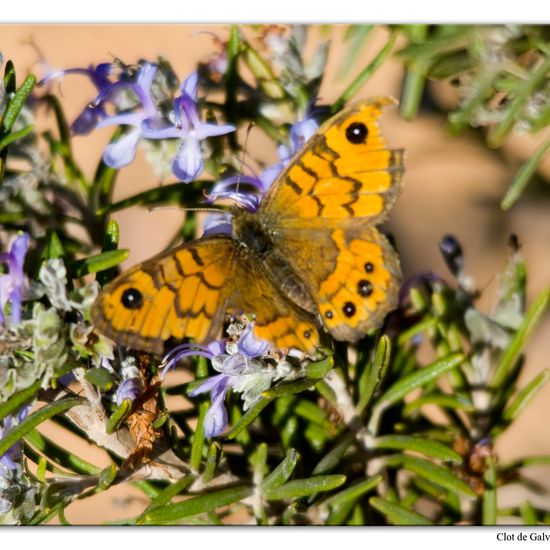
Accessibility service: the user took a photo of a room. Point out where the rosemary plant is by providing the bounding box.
[0,24,549,525]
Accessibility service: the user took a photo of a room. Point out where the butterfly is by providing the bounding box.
[91,97,404,356]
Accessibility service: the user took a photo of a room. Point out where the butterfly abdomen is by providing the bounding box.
[262,251,318,316]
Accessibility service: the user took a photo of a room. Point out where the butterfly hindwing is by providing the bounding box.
[269,223,401,343]
[315,225,401,341]
[224,256,321,353]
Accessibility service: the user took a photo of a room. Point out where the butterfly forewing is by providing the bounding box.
[91,237,237,355]
[260,98,404,227]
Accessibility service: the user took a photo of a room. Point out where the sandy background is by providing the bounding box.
[1,24,549,523]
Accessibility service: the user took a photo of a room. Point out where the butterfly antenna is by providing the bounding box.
[147,205,223,214]
[235,122,255,196]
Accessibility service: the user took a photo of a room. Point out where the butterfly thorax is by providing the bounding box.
[232,209,318,316]
[232,209,273,255]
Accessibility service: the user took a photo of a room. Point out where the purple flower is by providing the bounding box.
[207,115,318,214]
[39,62,117,135]
[190,351,270,438]
[205,174,265,212]
[161,340,224,379]
[94,62,165,169]
[92,68,234,182]
[0,233,29,325]
[162,324,272,438]
[238,325,271,357]
[112,356,143,405]
[0,407,28,472]
[146,72,235,182]
[114,378,142,406]
[202,211,233,236]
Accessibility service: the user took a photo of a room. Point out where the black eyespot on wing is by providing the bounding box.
[343,301,356,318]
[121,288,143,310]
[345,122,368,144]
[325,310,334,319]
[304,330,311,339]
[358,280,373,297]
[364,262,374,273]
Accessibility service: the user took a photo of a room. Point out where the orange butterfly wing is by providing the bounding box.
[260,97,404,228]
[92,236,321,355]
[92,237,232,355]
[257,98,403,342]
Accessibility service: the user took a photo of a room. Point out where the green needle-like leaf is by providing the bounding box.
[376,353,463,408]
[243,44,286,100]
[492,288,550,388]
[36,457,47,482]
[0,380,42,423]
[384,454,476,498]
[501,135,550,210]
[106,400,133,434]
[224,24,241,138]
[97,464,117,491]
[482,456,497,525]
[25,430,100,476]
[500,455,550,472]
[323,475,382,510]
[332,32,397,113]
[225,397,272,440]
[313,435,354,475]
[2,74,36,133]
[3,60,16,96]
[85,367,115,390]
[294,400,328,426]
[190,356,210,471]
[403,392,474,415]
[203,442,221,484]
[519,501,538,526]
[96,181,205,215]
[143,475,195,513]
[0,124,34,151]
[262,378,315,398]
[69,249,129,278]
[369,496,433,525]
[503,369,550,422]
[0,397,82,457]
[399,25,429,120]
[97,219,121,285]
[263,475,346,501]
[305,356,334,379]
[102,219,120,250]
[262,449,299,490]
[357,334,392,413]
[338,25,374,79]
[372,435,462,464]
[488,56,550,148]
[41,230,65,261]
[90,153,119,216]
[139,485,253,524]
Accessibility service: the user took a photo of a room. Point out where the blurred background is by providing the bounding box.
[1,24,549,523]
